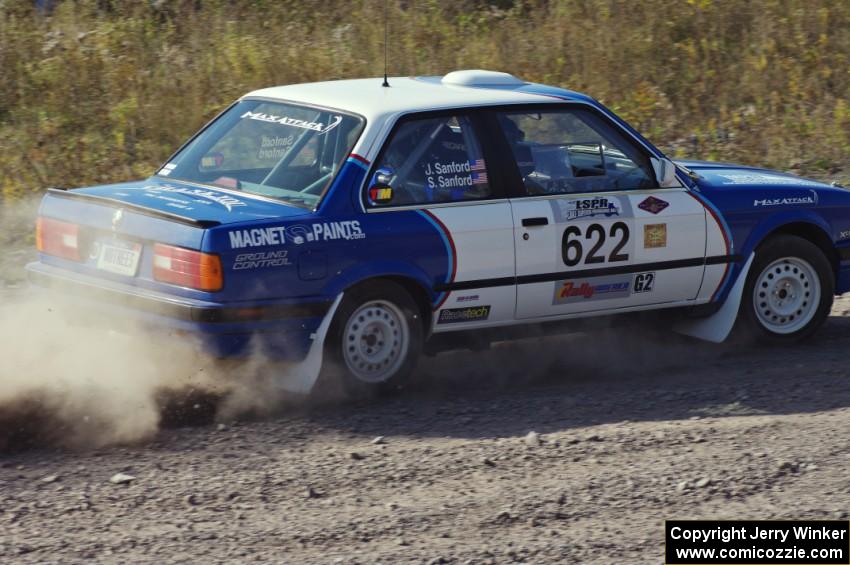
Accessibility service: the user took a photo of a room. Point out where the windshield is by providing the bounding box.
[159,100,365,208]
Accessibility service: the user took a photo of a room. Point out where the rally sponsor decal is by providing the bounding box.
[229,226,287,249]
[232,250,291,270]
[643,223,667,248]
[424,159,488,190]
[240,111,343,134]
[437,305,491,324]
[553,277,631,304]
[753,194,817,207]
[289,221,365,244]
[227,221,365,249]
[637,196,669,215]
[716,172,826,187]
[552,271,655,304]
[456,294,480,303]
[552,196,623,222]
[143,185,247,211]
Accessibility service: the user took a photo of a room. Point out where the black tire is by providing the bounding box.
[319,280,424,396]
[736,234,833,342]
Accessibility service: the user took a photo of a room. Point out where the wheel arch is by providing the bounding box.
[758,221,838,282]
[341,274,434,331]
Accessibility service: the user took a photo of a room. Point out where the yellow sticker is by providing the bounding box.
[644,223,667,248]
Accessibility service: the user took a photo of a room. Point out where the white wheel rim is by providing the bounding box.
[752,256,820,334]
[341,300,409,383]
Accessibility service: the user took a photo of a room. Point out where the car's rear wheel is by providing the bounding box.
[320,281,423,396]
[738,235,833,342]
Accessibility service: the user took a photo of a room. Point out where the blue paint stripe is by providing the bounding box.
[417,210,453,306]
[690,190,736,300]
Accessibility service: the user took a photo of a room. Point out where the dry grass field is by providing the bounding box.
[1,0,849,205]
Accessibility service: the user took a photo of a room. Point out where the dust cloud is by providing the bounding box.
[0,200,298,451]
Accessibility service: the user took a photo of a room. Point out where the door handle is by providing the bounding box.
[521,217,549,227]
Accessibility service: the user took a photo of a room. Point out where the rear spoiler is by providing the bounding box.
[46,188,221,229]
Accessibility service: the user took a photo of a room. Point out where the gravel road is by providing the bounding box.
[2,295,850,564]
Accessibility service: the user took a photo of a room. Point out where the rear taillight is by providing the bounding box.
[36,217,81,261]
[153,244,223,292]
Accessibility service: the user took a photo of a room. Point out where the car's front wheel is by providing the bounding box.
[320,280,424,395]
[738,234,833,342]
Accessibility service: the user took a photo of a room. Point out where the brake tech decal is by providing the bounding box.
[417,209,456,309]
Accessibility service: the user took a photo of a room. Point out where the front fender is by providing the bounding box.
[738,209,832,259]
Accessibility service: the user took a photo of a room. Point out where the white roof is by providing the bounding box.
[243,72,560,122]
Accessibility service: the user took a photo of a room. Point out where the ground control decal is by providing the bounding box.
[232,251,291,270]
[437,305,491,324]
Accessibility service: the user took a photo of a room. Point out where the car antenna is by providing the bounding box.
[382,0,390,87]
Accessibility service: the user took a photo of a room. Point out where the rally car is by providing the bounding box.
[28,69,850,393]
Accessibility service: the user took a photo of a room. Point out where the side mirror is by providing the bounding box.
[651,157,681,188]
[368,166,395,205]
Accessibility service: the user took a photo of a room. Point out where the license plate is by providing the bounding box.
[96,240,142,276]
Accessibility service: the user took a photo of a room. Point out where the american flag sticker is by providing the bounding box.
[471,172,488,185]
[469,159,486,171]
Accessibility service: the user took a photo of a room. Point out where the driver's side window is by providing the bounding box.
[496,109,657,195]
[368,114,492,208]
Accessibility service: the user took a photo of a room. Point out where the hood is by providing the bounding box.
[68,177,312,226]
[676,160,835,192]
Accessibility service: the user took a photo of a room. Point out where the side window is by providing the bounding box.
[367,115,492,207]
[496,109,657,195]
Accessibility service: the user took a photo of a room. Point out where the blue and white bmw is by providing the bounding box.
[28,70,850,392]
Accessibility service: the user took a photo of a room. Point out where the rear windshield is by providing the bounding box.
[159,100,365,208]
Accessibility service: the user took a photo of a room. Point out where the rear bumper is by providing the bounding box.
[26,262,330,360]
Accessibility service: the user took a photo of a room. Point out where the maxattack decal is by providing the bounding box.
[753,195,816,207]
[437,305,491,324]
[637,196,669,215]
[229,226,287,249]
[552,276,631,304]
[643,223,667,248]
[232,251,291,270]
[240,111,343,135]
